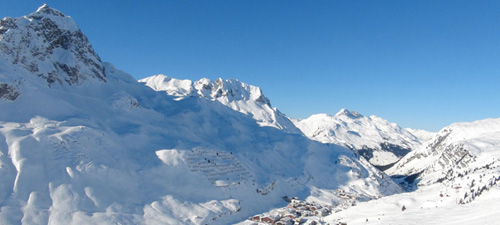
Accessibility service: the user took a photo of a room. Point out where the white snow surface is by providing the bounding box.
[30,4,79,31]
[239,156,500,225]
[405,128,436,143]
[0,6,402,225]
[388,118,500,186]
[323,184,500,225]
[293,109,424,166]
[139,74,300,133]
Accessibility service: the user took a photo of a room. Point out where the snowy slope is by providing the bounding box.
[238,183,500,225]
[405,128,435,143]
[0,5,401,225]
[322,183,500,225]
[293,109,425,167]
[387,118,500,202]
[139,74,300,133]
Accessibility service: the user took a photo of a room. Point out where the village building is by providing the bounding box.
[275,217,294,225]
[291,199,302,205]
[314,208,329,217]
[246,198,334,225]
[260,214,281,224]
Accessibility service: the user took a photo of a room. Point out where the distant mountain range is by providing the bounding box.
[140,75,435,169]
[293,110,434,168]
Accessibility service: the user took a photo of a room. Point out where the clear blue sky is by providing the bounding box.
[2,1,499,131]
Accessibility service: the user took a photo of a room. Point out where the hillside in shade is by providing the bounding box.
[0,5,401,225]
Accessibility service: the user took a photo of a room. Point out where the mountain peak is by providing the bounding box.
[27,4,78,32]
[0,5,105,86]
[335,108,363,119]
[34,4,66,17]
[211,78,271,105]
[294,109,423,167]
[139,75,302,133]
[140,75,271,106]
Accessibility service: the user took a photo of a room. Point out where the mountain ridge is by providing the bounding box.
[387,118,500,201]
[293,109,434,167]
[0,5,401,225]
[139,74,300,133]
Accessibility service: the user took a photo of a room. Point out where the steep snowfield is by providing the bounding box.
[293,109,425,167]
[139,74,300,133]
[0,5,401,225]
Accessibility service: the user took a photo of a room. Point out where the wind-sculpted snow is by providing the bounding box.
[293,109,430,167]
[0,5,401,225]
[0,99,399,224]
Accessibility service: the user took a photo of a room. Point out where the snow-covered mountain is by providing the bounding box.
[0,4,105,86]
[0,5,401,225]
[139,74,300,133]
[293,109,430,167]
[238,117,500,224]
[387,118,500,202]
[405,128,435,143]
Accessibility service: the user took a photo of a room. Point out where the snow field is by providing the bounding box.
[323,185,500,225]
[2,4,499,225]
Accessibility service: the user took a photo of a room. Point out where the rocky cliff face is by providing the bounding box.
[0,4,105,86]
[0,82,20,100]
